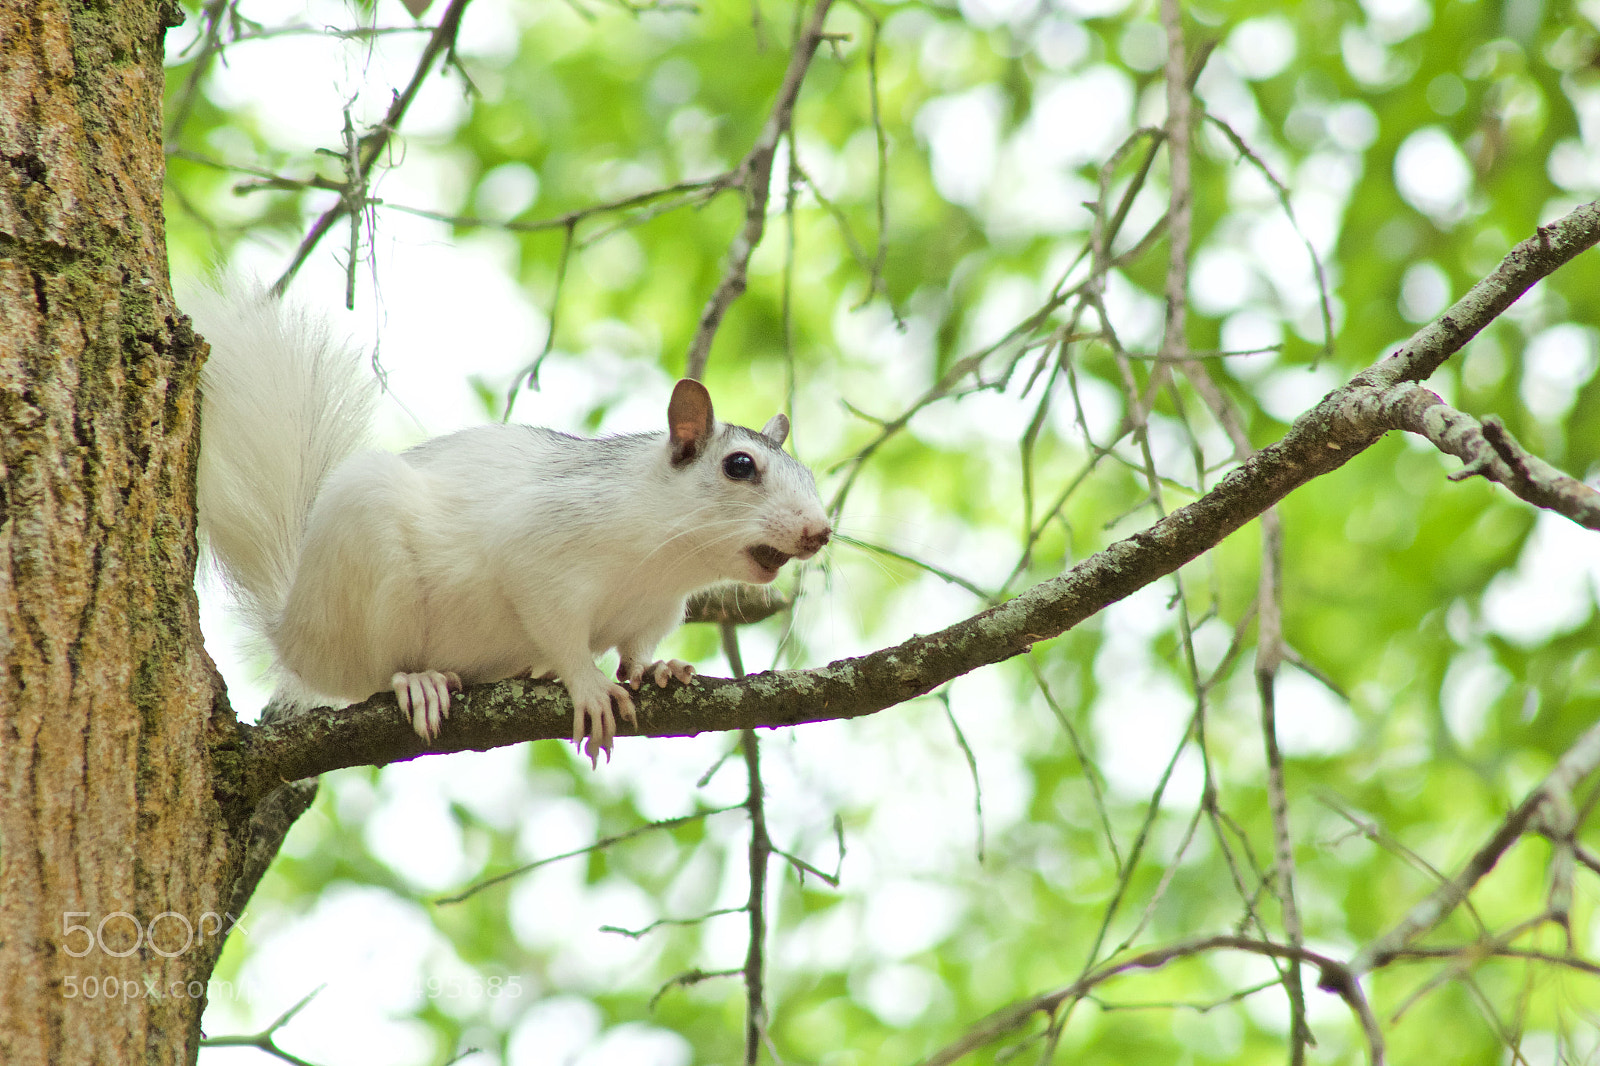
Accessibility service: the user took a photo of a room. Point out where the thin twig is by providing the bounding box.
[685,0,837,378]
[201,984,327,1065]
[502,221,575,417]
[918,935,1384,1066]
[741,723,769,1064]
[271,0,475,295]
[1204,112,1335,362]
[165,0,235,146]
[1344,716,1600,978]
[722,619,772,1066]
[937,691,986,863]
[601,906,747,939]
[433,804,742,904]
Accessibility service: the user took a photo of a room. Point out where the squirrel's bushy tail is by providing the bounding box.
[191,285,376,631]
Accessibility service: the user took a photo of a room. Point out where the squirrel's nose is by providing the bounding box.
[798,523,831,555]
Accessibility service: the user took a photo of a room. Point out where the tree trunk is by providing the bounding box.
[0,3,245,1063]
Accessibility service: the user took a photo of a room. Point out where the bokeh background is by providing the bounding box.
[166,0,1600,1061]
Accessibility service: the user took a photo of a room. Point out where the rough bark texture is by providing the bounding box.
[0,3,244,1064]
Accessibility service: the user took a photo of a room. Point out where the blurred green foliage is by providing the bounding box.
[169,0,1600,1062]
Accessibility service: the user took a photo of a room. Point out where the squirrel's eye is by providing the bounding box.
[723,452,757,481]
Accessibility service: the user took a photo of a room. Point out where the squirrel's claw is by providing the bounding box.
[394,670,461,740]
[569,675,635,767]
[618,658,696,690]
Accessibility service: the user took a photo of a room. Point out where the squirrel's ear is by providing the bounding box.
[668,379,715,466]
[760,413,789,447]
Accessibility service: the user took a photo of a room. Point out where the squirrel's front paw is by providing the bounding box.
[394,670,462,741]
[567,673,637,767]
[618,658,695,690]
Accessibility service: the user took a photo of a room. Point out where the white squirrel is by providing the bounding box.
[190,286,832,762]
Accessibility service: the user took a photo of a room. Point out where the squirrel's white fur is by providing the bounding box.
[191,285,831,761]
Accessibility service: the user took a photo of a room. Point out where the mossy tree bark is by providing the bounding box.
[0,3,247,1063]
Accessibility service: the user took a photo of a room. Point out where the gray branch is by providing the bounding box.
[1342,715,1600,979]
[234,197,1600,806]
[683,0,836,379]
[1358,383,1600,528]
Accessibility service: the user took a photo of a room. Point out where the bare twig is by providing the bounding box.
[201,984,328,1066]
[937,691,985,862]
[1319,794,1491,940]
[917,935,1385,1066]
[383,174,730,235]
[650,967,743,1010]
[846,0,892,313]
[833,533,992,599]
[271,0,475,295]
[1389,944,1600,979]
[165,0,236,146]
[502,221,575,416]
[1158,0,1192,375]
[1257,660,1311,1060]
[1204,113,1335,361]
[433,803,742,905]
[772,845,841,886]
[1077,702,1201,975]
[685,0,837,378]
[1026,657,1121,870]
[733,624,771,1066]
[1343,716,1600,979]
[601,906,747,939]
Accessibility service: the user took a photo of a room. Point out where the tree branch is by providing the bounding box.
[1341,715,1600,980]
[234,370,1382,802]
[270,0,474,295]
[918,934,1385,1066]
[1357,199,1600,389]
[683,0,836,379]
[234,197,1600,806]
[1360,383,1600,529]
[237,381,1368,802]
[224,778,318,926]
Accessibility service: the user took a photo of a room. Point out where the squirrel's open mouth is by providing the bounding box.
[747,545,793,573]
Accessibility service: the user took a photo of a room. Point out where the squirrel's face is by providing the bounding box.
[708,430,832,585]
[665,379,832,584]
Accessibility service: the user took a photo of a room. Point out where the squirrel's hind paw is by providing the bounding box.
[619,658,696,690]
[394,670,461,740]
